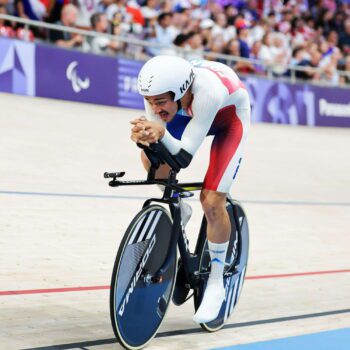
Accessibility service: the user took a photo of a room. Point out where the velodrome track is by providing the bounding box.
[0,92,349,349]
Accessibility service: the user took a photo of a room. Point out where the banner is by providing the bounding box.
[35,44,118,106]
[1,37,349,127]
[244,78,350,128]
[0,37,35,96]
[116,58,144,109]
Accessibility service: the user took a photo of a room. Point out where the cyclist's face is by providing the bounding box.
[145,93,177,122]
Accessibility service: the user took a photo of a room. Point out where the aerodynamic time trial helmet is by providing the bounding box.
[137,55,195,101]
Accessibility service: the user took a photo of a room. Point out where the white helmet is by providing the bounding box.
[138,55,195,101]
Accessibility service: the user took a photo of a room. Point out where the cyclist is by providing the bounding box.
[131,55,250,324]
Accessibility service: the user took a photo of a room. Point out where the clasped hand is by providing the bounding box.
[130,117,165,147]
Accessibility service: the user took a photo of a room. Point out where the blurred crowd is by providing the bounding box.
[1,0,350,85]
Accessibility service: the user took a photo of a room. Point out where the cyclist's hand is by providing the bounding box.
[130,119,164,146]
[130,117,150,144]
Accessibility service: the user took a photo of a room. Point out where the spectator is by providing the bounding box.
[249,18,269,45]
[270,32,290,74]
[296,49,322,81]
[0,3,15,37]
[173,7,191,32]
[339,55,350,85]
[249,39,266,74]
[225,37,256,73]
[14,0,46,21]
[339,19,350,55]
[235,18,251,58]
[49,4,85,49]
[199,18,214,48]
[104,0,128,21]
[148,12,179,55]
[112,9,142,37]
[46,0,69,24]
[258,32,274,64]
[223,4,238,26]
[73,0,100,28]
[90,12,122,54]
[173,32,188,48]
[1,0,15,15]
[186,30,203,51]
[141,0,159,21]
[211,12,235,43]
[243,0,261,23]
[206,34,225,62]
[111,8,144,58]
[319,47,342,85]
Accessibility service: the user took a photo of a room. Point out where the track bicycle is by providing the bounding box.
[104,142,249,350]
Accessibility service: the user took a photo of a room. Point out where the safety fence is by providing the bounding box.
[0,30,349,127]
[1,13,350,86]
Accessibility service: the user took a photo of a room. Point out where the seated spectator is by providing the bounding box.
[111,9,144,58]
[339,19,350,55]
[249,18,269,46]
[14,0,47,21]
[206,34,226,62]
[224,37,240,57]
[1,0,15,15]
[125,0,145,27]
[49,4,85,49]
[148,12,179,55]
[141,0,159,22]
[289,45,308,67]
[319,46,343,85]
[296,49,322,81]
[173,7,191,33]
[104,0,128,22]
[73,0,100,28]
[249,40,266,75]
[185,30,203,53]
[199,18,214,49]
[112,9,143,37]
[90,12,122,54]
[235,18,251,58]
[173,32,188,48]
[258,32,274,63]
[339,55,350,85]
[46,0,69,24]
[1,2,36,40]
[211,12,235,43]
[0,3,15,37]
[269,32,290,75]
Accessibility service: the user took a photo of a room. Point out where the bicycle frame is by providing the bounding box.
[106,169,203,290]
[105,142,242,290]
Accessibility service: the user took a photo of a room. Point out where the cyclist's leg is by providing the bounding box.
[141,150,170,178]
[194,98,250,324]
[141,150,192,224]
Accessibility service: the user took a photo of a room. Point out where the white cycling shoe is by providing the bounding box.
[193,279,225,324]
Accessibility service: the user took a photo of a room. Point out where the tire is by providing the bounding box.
[110,205,177,349]
[194,199,249,332]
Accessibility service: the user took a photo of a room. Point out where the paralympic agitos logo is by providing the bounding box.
[118,234,157,317]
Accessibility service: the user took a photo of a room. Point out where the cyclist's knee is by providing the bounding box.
[200,190,226,221]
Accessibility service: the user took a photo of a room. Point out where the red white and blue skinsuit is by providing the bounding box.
[144,59,251,193]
